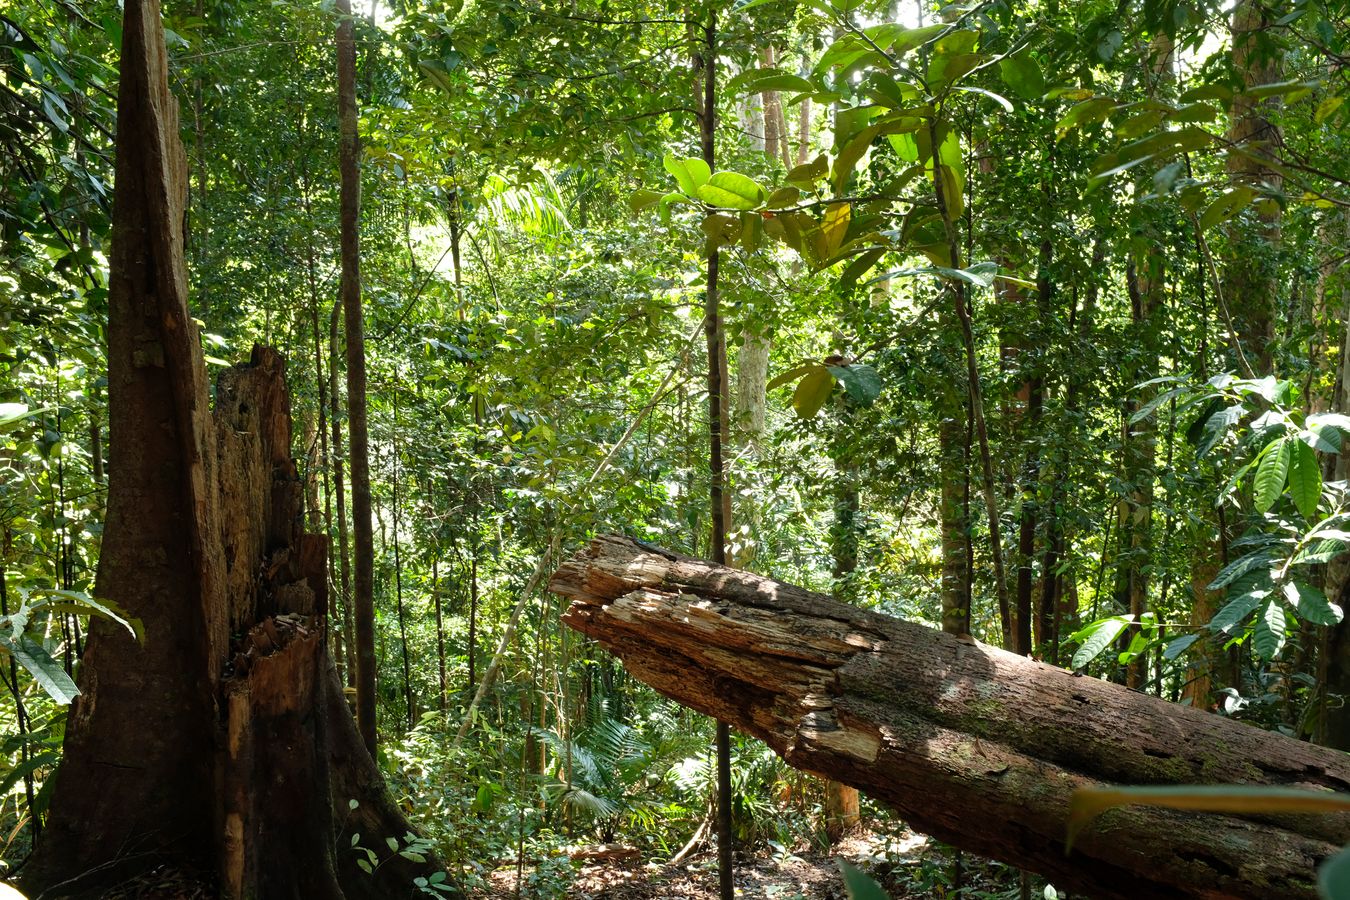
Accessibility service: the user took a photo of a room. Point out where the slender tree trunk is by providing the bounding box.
[759,47,781,164]
[337,0,377,755]
[433,558,447,711]
[931,120,1011,647]
[940,412,971,635]
[1120,254,1160,688]
[329,301,356,684]
[697,17,735,900]
[1320,211,1350,746]
[390,404,414,731]
[825,406,861,841]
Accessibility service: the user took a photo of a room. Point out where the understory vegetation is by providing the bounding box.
[3,0,1350,895]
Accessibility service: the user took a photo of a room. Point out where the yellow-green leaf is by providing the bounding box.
[793,366,836,417]
[663,154,710,196]
[696,171,765,210]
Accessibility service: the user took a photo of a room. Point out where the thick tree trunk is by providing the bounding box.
[551,536,1350,900]
[23,4,434,895]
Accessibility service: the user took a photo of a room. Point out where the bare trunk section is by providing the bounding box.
[329,301,356,685]
[939,414,970,636]
[337,0,377,755]
[1224,0,1283,370]
[24,5,433,894]
[734,330,770,445]
[552,536,1350,900]
[697,18,735,899]
[1321,210,1350,747]
[1120,253,1160,689]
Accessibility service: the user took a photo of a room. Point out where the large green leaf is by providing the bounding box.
[1070,616,1131,669]
[663,154,710,196]
[1283,581,1342,626]
[839,860,888,900]
[1296,538,1349,566]
[865,23,943,56]
[1196,403,1245,457]
[1206,589,1266,633]
[1288,439,1322,520]
[1253,599,1287,659]
[696,172,765,210]
[1199,186,1257,232]
[829,364,881,405]
[793,366,836,418]
[1252,436,1290,513]
[1,634,79,704]
[1320,845,1350,900]
[0,403,52,434]
[999,50,1044,100]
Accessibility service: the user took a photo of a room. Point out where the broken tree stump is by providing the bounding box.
[549,535,1350,900]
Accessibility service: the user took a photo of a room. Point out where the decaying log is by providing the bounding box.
[550,535,1350,900]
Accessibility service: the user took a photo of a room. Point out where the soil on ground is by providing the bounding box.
[483,829,943,899]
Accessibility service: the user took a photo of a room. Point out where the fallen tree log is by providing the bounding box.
[549,535,1350,900]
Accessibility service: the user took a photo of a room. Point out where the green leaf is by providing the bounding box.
[828,364,881,405]
[765,186,800,208]
[663,154,710,196]
[1070,616,1131,670]
[793,366,836,418]
[1,634,79,704]
[696,172,765,210]
[999,51,1044,100]
[0,403,52,434]
[1208,551,1273,591]
[786,155,829,189]
[1209,589,1266,635]
[839,860,889,900]
[1288,439,1322,520]
[1253,599,1287,659]
[1196,403,1245,457]
[628,189,664,215]
[767,363,817,391]
[937,164,964,220]
[817,202,851,259]
[658,192,692,225]
[1252,437,1290,513]
[1068,785,1350,851]
[1320,846,1350,900]
[1295,539,1348,566]
[833,126,880,194]
[744,73,816,94]
[1282,581,1342,626]
[1162,633,1200,660]
[869,23,943,56]
[955,85,1014,112]
[1056,98,1116,138]
[1199,186,1257,232]
[1315,95,1345,124]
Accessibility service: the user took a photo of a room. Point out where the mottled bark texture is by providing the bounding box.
[22,3,433,895]
[552,535,1350,900]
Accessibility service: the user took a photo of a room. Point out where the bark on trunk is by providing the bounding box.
[22,4,435,894]
[336,0,378,756]
[551,535,1350,900]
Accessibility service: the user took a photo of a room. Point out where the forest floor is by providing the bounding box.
[484,828,951,899]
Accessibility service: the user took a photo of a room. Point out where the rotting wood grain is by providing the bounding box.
[551,534,1350,900]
